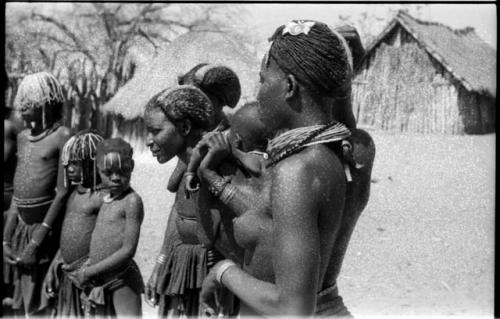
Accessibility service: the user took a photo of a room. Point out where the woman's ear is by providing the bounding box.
[285,74,298,100]
[178,118,192,137]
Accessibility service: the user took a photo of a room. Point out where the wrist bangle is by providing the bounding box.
[219,184,237,205]
[41,222,52,230]
[208,177,230,197]
[216,260,236,285]
[156,254,167,265]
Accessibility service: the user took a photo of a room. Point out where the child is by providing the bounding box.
[184,101,273,195]
[70,138,144,317]
[3,72,71,316]
[42,130,105,317]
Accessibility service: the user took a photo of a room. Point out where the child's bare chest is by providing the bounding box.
[96,202,127,228]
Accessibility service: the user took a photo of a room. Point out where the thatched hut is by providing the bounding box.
[102,31,259,153]
[353,11,496,134]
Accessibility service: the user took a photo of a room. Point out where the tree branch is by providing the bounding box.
[31,12,98,65]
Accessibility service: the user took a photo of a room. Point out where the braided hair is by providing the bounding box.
[145,85,214,132]
[61,129,104,190]
[14,72,65,129]
[178,63,241,109]
[267,20,352,100]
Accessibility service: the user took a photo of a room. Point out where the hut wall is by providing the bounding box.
[457,88,496,134]
[353,34,466,134]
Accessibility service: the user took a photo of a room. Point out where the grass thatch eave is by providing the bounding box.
[102,31,260,120]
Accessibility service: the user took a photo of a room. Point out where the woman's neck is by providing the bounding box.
[288,100,330,130]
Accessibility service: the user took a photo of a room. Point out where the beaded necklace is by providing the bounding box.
[28,122,60,142]
[265,121,351,168]
[103,187,130,203]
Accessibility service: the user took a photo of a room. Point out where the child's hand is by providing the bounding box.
[16,242,38,267]
[145,264,160,307]
[67,267,90,289]
[3,242,17,265]
[42,269,57,299]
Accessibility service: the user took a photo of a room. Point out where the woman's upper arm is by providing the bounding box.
[271,157,321,314]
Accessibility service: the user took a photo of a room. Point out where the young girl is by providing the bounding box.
[42,130,104,317]
[3,72,71,316]
[70,138,144,317]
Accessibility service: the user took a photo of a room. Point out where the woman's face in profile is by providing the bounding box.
[144,108,185,164]
[256,57,287,132]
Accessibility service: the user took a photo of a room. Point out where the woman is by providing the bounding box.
[196,20,375,317]
[144,85,240,317]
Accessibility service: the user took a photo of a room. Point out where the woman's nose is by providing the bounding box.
[146,134,153,146]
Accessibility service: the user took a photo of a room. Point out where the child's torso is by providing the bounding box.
[60,190,103,264]
[88,197,128,265]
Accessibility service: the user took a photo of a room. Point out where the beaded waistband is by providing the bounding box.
[13,195,54,208]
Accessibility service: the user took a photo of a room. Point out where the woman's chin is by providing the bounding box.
[156,154,172,164]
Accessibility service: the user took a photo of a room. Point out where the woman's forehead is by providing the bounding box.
[145,108,168,125]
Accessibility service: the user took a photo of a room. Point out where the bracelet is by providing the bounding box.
[30,238,40,247]
[156,254,167,265]
[219,184,237,205]
[3,241,11,246]
[215,260,236,285]
[208,177,230,197]
[41,222,52,230]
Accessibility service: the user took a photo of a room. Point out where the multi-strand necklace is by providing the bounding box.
[265,121,351,168]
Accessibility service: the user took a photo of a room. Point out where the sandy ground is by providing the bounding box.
[130,130,495,318]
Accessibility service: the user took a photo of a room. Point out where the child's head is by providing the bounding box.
[228,101,273,152]
[14,72,65,130]
[61,129,104,189]
[178,64,241,111]
[95,138,134,195]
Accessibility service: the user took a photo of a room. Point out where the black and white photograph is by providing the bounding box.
[2,2,496,318]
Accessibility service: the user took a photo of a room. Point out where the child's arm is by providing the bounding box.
[3,205,19,264]
[83,194,144,281]
[42,249,63,299]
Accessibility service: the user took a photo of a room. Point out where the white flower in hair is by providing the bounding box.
[282,20,316,36]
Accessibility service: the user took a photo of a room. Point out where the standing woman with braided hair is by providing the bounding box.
[196,21,375,317]
[144,86,238,317]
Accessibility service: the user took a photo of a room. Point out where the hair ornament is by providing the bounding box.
[282,20,316,36]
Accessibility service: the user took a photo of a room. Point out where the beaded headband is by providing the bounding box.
[103,152,122,170]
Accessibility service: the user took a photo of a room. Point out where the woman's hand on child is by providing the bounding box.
[198,132,232,172]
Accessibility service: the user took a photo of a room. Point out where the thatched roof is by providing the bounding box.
[363,10,496,97]
[103,31,259,120]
